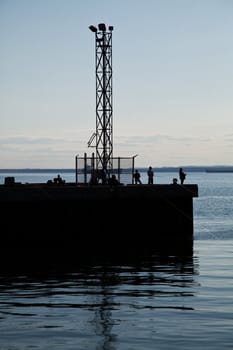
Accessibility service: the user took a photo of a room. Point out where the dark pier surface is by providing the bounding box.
[0,183,198,270]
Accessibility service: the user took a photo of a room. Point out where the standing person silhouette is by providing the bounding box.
[179,168,186,184]
[133,169,142,184]
[147,166,154,184]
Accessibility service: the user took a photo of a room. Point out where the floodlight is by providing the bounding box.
[89,25,97,32]
[108,26,114,31]
[98,23,106,31]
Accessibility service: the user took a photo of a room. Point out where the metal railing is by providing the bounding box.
[75,153,137,185]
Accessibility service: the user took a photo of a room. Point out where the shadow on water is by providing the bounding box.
[1,241,194,274]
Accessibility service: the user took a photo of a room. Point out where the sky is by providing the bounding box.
[1,0,233,168]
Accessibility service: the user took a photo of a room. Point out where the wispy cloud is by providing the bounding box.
[0,136,77,145]
[115,134,211,145]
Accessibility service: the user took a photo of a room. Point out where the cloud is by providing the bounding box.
[0,136,74,145]
[115,134,211,145]
[224,134,233,143]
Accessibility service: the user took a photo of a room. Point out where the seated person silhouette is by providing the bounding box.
[54,174,64,184]
[108,174,120,186]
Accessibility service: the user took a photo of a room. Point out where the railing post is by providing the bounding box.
[84,153,87,184]
[75,155,78,185]
[117,157,120,182]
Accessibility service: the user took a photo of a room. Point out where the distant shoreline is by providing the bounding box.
[205,170,233,173]
[0,166,233,173]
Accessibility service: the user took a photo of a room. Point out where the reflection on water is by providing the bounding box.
[0,255,198,350]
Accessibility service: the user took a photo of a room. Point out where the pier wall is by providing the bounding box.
[0,184,198,268]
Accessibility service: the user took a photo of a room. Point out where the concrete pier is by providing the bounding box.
[0,183,198,269]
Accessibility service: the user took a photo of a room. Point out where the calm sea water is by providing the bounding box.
[0,170,232,350]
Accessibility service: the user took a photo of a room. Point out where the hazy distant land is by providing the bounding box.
[0,166,233,173]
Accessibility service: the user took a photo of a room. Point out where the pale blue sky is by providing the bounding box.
[1,0,233,168]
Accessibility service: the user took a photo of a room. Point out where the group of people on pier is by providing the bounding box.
[133,166,154,185]
[47,174,66,185]
[88,167,187,186]
[48,169,186,187]
[133,167,186,185]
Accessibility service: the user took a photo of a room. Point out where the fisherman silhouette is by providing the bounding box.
[147,166,154,184]
[133,169,142,184]
[179,168,186,184]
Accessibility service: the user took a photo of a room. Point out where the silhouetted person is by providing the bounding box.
[147,166,154,184]
[100,168,107,184]
[172,178,178,184]
[133,169,142,184]
[179,168,186,184]
[54,174,64,184]
[89,170,98,185]
[108,174,120,186]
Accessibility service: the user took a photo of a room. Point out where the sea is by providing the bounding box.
[0,170,232,350]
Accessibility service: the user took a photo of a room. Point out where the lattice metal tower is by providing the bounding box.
[88,23,114,179]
